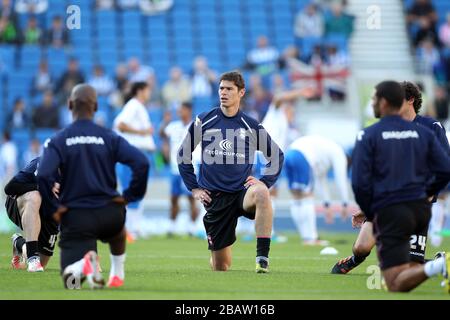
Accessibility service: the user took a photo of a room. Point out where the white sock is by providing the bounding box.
[188,219,197,234]
[424,257,445,277]
[168,218,177,234]
[64,258,85,278]
[430,200,445,247]
[290,198,318,241]
[109,254,126,280]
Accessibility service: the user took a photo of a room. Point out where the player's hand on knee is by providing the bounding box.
[244,176,263,189]
[351,211,365,229]
[192,188,211,205]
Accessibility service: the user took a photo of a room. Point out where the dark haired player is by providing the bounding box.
[351,80,449,292]
[178,71,284,273]
[332,81,450,275]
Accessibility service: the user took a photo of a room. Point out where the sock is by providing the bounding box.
[430,200,445,247]
[424,257,445,277]
[110,254,126,279]
[14,237,26,254]
[352,248,370,264]
[168,218,177,234]
[352,254,368,264]
[26,241,39,260]
[290,198,317,241]
[256,237,271,258]
[64,258,85,278]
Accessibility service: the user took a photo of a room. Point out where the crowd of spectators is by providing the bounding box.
[406,0,450,124]
[0,0,354,174]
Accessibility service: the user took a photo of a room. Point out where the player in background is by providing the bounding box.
[241,87,314,242]
[332,81,450,274]
[178,71,284,273]
[38,84,149,289]
[160,102,199,236]
[4,157,59,272]
[351,80,450,292]
[284,135,350,245]
[113,82,155,240]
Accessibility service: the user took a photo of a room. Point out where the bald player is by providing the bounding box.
[37,84,149,289]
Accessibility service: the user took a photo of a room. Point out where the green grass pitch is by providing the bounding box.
[0,232,448,299]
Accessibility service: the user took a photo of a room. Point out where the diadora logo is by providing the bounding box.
[219,139,233,151]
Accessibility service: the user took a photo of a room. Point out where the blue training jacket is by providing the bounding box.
[37,119,149,215]
[352,115,450,221]
[178,107,284,193]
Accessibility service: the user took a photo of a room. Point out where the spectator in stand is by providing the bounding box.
[15,0,48,14]
[309,44,325,66]
[117,0,138,10]
[88,65,115,97]
[429,86,449,124]
[326,45,350,67]
[407,0,438,37]
[43,15,69,47]
[162,66,192,110]
[413,16,439,48]
[324,3,354,39]
[128,57,154,83]
[147,72,163,108]
[54,57,85,106]
[416,38,441,75]
[139,0,173,15]
[30,60,53,97]
[32,90,59,129]
[108,63,129,109]
[325,45,349,101]
[23,16,42,44]
[294,3,324,39]
[96,0,115,10]
[6,98,29,130]
[245,74,272,121]
[244,35,280,86]
[191,56,217,99]
[0,0,21,44]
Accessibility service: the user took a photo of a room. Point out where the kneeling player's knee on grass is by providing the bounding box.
[213,262,230,271]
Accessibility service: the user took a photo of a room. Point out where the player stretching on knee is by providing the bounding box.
[284,135,350,245]
[37,84,149,289]
[5,157,59,272]
[331,81,450,275]
[178,71,284,273]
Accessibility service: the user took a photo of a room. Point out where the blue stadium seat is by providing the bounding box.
[325,34,349,51]
[96,10,117,26]
[0,45,16,70]
[300,36,323,57]
[47,47,69,65]
[20,46,43,69]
